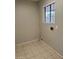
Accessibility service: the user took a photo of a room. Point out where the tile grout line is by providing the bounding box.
[40,40,63,58]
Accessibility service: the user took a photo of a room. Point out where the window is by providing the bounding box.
[44,2,55,24]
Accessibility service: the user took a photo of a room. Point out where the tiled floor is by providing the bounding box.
[16,40,62,59]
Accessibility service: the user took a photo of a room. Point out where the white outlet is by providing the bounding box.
[55,25,58,29]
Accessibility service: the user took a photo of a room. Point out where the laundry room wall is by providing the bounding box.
[39,0,63,56]
[15,0,40,44]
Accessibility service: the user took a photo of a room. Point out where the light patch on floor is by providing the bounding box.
[16,40,63,59]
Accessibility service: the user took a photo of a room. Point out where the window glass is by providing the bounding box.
[46,5,51,23]
[44,2,55,24]
[51,3,55,23]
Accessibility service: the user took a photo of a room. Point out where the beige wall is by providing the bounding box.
[39,0,63,55]
[15,0,40,43]
[15,0,63,55]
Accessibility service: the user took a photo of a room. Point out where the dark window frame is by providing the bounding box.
[44,2,55,24]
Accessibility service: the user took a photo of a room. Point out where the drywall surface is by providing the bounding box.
[15,0,40,44]
[39,0,63,55]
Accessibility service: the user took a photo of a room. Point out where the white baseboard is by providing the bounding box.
[16,39,39,46]
[16,39,63,58]
[41,40,63,58]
